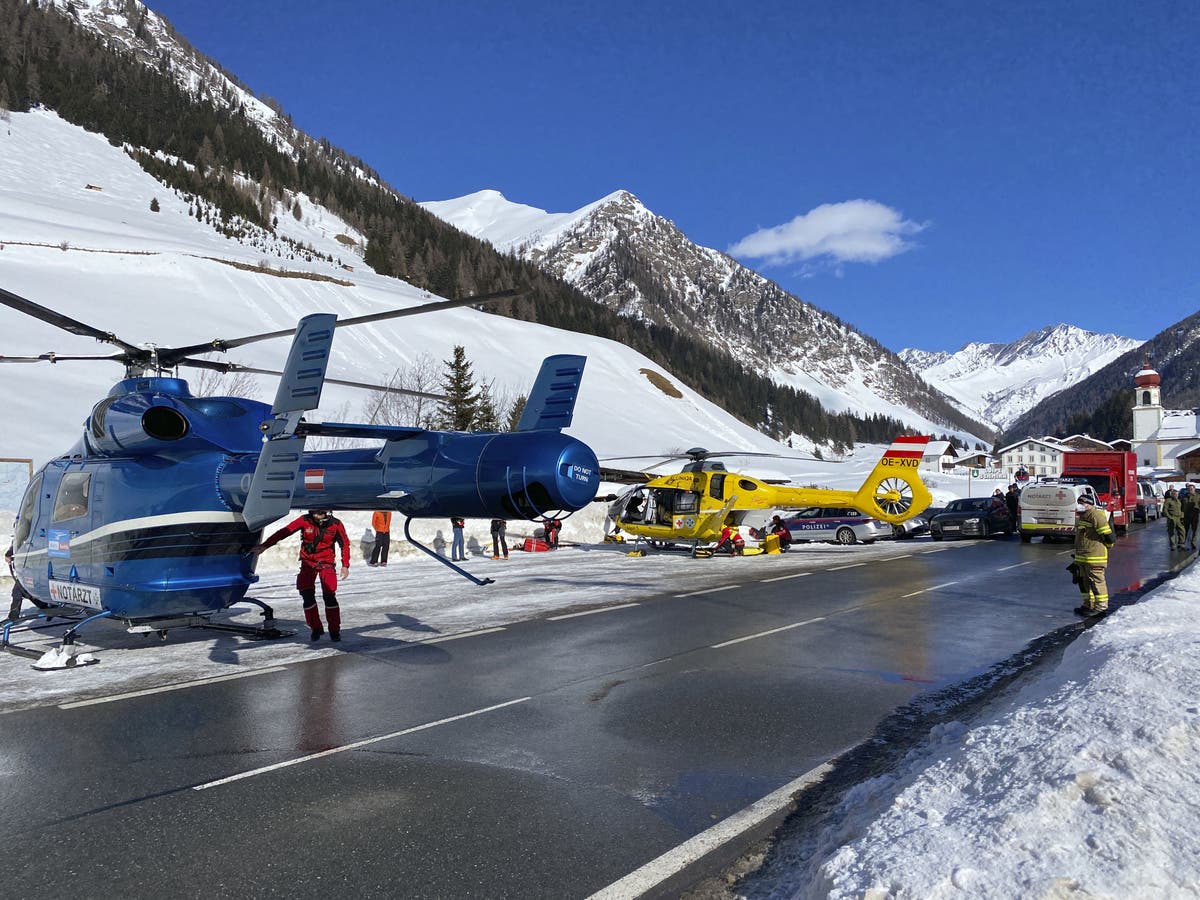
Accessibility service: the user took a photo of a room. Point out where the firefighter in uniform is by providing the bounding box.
[250,509,351,641]
[1163,488,1184,550]
[1182,484,1199,550]
[1072,493,1115,617]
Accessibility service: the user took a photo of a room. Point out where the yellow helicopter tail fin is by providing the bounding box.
[850,435,933,525]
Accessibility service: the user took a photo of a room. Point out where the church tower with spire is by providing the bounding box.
[1132,360,1163,465]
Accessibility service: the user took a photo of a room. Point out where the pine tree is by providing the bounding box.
[149,197,159,212]
[475,380,500,431]
[436,345,480,430]
[505,394,527,432]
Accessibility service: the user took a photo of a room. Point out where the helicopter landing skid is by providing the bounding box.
[1,608,91,663]
[124,599,293,641]
[404,517,495,586]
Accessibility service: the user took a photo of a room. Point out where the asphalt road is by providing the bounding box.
[0,523,1187,899]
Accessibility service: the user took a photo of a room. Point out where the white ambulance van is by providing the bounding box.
[1018,480,1102,543]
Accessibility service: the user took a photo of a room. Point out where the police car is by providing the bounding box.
[768,507,887,545]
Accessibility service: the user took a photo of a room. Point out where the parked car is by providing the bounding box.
[892,511,932,539]
[1134,479,1161,522]
[766,507,886,545]
[930,497,1014,540]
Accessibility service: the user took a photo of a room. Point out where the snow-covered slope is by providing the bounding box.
[900,325,1144,431]
[0,110,802,484]
[422,190,990,445]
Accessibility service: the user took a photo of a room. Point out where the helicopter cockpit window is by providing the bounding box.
[709,473,726,500]
[673,491,700,514]
[52,472,91,521]
[622,491,646,522]
[737,478,759,492]
[13,474,42,550]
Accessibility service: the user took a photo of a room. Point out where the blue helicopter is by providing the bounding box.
[1,286,601,667]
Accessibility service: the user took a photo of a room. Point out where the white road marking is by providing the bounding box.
[829,562,865,571]
[587,762,834,900]
[759,572,811,583]
[901,580,959,598]
[362,626,508,654]
[58,666,289,709]
[193,697,531,791]
[710,616,825,649]
[675,585,736,598]
[998,561,1035,571]
[547,603,640,621]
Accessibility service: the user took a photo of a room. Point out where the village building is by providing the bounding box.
[919,440,957,473]
[995,436,1069,481]
[1130,361,1200,478]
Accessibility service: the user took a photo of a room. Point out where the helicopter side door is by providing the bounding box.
[43,465,103,609]
[11,472,44,590]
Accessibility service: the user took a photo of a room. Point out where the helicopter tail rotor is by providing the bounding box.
[850,435,933,525]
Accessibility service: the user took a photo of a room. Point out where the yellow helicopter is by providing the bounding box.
[602,435,932,553]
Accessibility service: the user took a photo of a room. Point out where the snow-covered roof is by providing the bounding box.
[995,436,1067,455]
[1150,411,1199,441]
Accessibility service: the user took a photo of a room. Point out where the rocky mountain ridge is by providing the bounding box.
[423,190,989,441]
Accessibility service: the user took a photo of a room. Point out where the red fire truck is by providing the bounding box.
[1058,451,1138,533]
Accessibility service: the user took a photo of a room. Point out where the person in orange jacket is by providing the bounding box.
[250,509,350,641]
[370,510,392,567]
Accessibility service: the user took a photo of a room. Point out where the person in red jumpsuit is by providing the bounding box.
[250,509,350,641]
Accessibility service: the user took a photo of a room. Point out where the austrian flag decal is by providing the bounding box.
[879,435,929,469]
[304,469,325,491]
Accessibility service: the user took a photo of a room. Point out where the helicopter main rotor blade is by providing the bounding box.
[157,288,520,368]
[0,352,128,364]
[177,358,447,401]
[0,286,144,355]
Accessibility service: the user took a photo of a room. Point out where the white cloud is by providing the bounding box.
[729,199,927,268]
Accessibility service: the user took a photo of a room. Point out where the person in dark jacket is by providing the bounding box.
[543,517,562,550]
[1182,484,1199,550]
[250,509,350,641]
[451,516,466,561]
[769,515,792,551]
[490,518,509,560]
[6,543,50,622]
[1005,484,1020,525]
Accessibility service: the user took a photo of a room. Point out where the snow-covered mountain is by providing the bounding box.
[422,190,990,444]
[0,109,813,487]
[899,325,1144,431]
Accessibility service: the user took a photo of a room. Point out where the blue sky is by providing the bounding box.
[147,0,1199,353]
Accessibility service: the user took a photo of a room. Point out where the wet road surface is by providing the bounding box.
[1,523,1189,898]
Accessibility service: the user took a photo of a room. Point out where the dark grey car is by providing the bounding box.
[929,497,1014,540]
